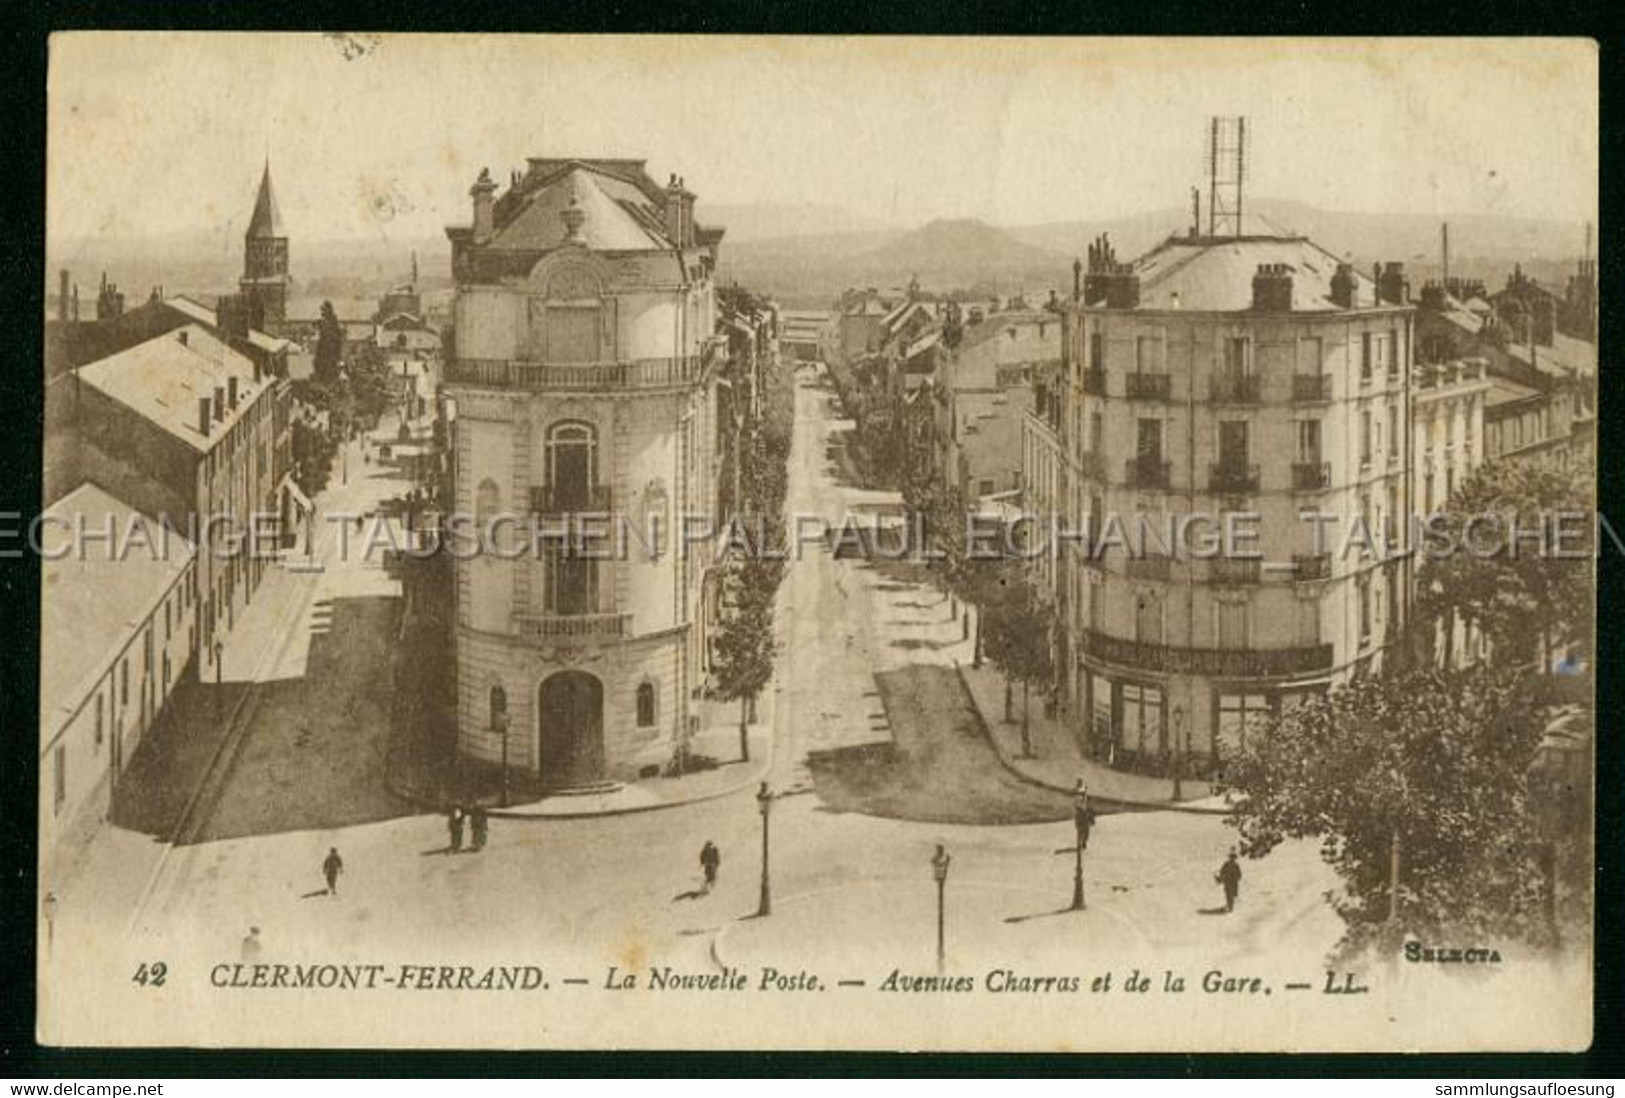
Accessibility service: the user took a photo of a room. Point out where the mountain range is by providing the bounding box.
[47,198,1591,313]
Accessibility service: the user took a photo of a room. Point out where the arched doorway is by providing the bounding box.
[537,671,604,787]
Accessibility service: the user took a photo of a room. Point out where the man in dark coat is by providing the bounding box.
[1216,850,1242,913]
[322,848,344,895]
[448,806,465,853]
[469,806,489,852]
[699,841,721,893]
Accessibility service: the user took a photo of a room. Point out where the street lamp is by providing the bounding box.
[1171,705,1186,802]
[495,711,512,808]
[756,782,774,917]
[931,843,951,973]
[1071,780,1091,911]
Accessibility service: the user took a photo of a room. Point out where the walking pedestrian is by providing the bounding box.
[1216,850,1242,913]
[241,926,263,961]
[470,805,489,852]
[448,806,465,853]
[322,848,344,896]
[699,840,721,893]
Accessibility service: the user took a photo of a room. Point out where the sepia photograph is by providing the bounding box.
[33,33,1598,1053]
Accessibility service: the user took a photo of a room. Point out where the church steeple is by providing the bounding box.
[246,160,286,240]
[240,159,290,329]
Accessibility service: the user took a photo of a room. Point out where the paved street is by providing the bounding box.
[46,367,1356,1046]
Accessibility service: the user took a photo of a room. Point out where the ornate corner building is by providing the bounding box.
[444,159,725,790]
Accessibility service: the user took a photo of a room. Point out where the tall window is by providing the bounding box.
[1296,420,1322,463]
[1136,334,1163,373]
[1136,418,1162,462]
[545,544,597,615]
[1223,336,1251,377]
[1360,411,1372,466]
[1360,332,1373,383]
[54,745,66,815]
[1387,405,1400,461]
[489,684,507,729]
[95,694,104,751]
[1387,330,1401,379]
[546,422,598,510]
[636,682,657,728]
[1295,336,1323,375]
[1089,331,1104,372]
[1358,577,1372,643]
[1217,600,1250,650]
[1295,595,1321,646]
[1122,683,1165,756]
[1217,694,1271,756]
[1218,420,1249,466]
[1089,411,1103,455]
[1134,590,1163,646]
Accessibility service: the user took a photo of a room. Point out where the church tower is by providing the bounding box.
[240,161,289,329]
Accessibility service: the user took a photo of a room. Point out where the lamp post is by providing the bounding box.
[495,711,511,808]
[1071,780,1091,911]
[1171,705,1186,802]
[931,843,951,973]
[756,782,774,917]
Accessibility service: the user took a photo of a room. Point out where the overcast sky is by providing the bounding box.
[47,34,1598,244]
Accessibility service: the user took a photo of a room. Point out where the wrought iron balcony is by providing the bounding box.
[1291,460,1331,491]
[447,349,712,391]
[1125,372,1172,401]
[1208,460,1260,494]
[1124,455,1171,490]
[1080,367,1107,396]
[1291,373,1332,402]
[1082,630,1335,677]
[1292,553,1332,581]
[529,484,614,515]
[1210,372,1263,404]
[516,611,632,642]
[1208,557,1262,585]
[1124,555,1172,581]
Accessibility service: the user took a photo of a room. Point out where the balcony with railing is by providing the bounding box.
[1082,630,1334,677]
[529,484,614,515]
[1124,555,1172,581]
[1125,372,1172,401]
[1291,373,1332,403]
[1124,454,1171,490]
[1210,372,1263,405]
[1208,459,1260,494]
[447,347,713,391]
[1291,460,1331,491]
[1293,553,1332,581]
[1080,366,1107,396]
[1208,557,1262,585]
[516,611,632,642]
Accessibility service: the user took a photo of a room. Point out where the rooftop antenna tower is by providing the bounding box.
[1206,116,1248,238]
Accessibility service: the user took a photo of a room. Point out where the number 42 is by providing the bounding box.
[131,962,168,987]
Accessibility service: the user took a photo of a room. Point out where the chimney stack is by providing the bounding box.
[1330,263,1357,309]
[1377,261,1409,306]
[1072,257,1082,302]
[214,386,226,422]
[198,396,212,437]
[665,174,686,249]
[470,168,496,243]
[1251,262,1293,312]
[178,329,189,346]
[1082,234,1139,309]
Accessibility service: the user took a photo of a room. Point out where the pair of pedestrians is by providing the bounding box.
[447,805,489,853]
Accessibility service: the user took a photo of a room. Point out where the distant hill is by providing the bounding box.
[856,218,1069,279]
[699,201,897,243]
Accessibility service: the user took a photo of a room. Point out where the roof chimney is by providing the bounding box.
[665,174,686,249]
[1330,263,1357,309]
[470,168,496,243]
[1082,234,1138,309]
[198,396,212,437]
[178,329,189,347]
[1378,261,1409,306]
[1251,263,1293,312]
[213,386,225,422]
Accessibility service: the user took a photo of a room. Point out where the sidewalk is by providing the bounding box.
[956,660,1228,814]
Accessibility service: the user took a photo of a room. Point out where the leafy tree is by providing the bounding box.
[981,577,1055,757]
[710,571,777,762]
[1418,461,1593,671]
[314,300,344,383]
[291,416,336,498]
[1225,663,1551,959]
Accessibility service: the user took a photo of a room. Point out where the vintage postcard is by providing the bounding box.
[37,33,1596,1051]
